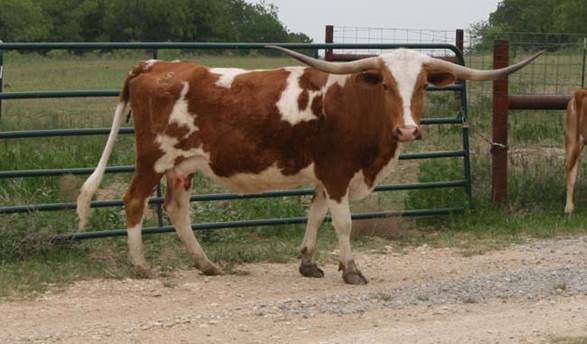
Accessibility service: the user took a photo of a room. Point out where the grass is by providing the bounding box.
[2,49,587,298]
[552,337,587,344]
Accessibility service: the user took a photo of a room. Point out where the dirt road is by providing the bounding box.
[2,236,586,344]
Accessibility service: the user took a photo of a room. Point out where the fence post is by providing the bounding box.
[325,25,334,61]
[492,40,509,204]
[0,40,3,123]
[582,37,586,88]
[456,29,464,53]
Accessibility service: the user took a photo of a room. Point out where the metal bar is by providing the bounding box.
[0,165,134,178]
[50,207,465,242]
[0,118,460,139]
[399,150,465,160]
[492,40,509,204]
[0,180,468,214]
[0,84,463,102]
[420,117,462,125]
[0,150,463,179]
[508,95,571,110]
[0,42,463,54]
[0,127,135,139]
[331,53,459,64]
[0,90,118,100]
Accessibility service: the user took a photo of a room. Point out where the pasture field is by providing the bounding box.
[1,50,587,297]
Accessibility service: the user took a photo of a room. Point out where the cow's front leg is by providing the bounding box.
[328,194,367,285]
[299,185,328,278]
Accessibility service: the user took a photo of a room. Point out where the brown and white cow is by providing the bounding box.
[77,47,542,284]
[565,88,587,214]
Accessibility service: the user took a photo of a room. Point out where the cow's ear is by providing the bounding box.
[358,70,383,85]
[427,71,456,88]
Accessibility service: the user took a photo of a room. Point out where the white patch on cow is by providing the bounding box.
[171,59,182,63]
[127,221,148,268]
[324,74,349,89]
[210,68,250,88]
[169,82,197,137]
[153,135,208,173]
[276,67,323,126]
[144,59,158,70]
[348,145,401,201]
[172,157,317,194]
[327,195,353,264]
[382,49,430,127]
[219,163,317,193]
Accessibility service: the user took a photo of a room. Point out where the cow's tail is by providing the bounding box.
[77,76,132,230]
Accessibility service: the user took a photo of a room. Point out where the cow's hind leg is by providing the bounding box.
[164,171,223,275]
[565,143,583,214]
[328,194,367,285]
[123,169,162,277]
[299,186,328,278]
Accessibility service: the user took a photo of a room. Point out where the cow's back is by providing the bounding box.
[126,60,326,186]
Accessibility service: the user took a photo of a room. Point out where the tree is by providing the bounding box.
[0,0,51,41]
[470,0,587,50]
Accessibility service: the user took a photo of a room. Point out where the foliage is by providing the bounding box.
[0,0,51,41]
[0,0,312,43]
[469,0,587,50]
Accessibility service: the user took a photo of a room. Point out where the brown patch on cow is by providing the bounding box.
[298,90,309,110]
[314,75,400,201]
[299,69,328,91]
[311,96,323,117]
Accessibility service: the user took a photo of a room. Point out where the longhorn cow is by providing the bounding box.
[77,47,542,284]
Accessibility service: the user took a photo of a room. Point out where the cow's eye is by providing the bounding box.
[382,84,389,90]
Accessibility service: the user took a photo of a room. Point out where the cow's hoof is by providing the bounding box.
[299,263,325,278]
[340,261,368,285]
[201,263,224,276]
[343,271,368,285]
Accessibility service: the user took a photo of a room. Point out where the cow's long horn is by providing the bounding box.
[425,50,544,81]
[266,45,379,74]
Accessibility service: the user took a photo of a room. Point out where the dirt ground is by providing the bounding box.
[1,236,586,344]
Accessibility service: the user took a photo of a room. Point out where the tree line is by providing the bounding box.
[471,0,587,49]
[0,0,312,43]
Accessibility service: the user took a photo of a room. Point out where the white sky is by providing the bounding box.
[246,0,500,42]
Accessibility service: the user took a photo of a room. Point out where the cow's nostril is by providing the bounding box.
[396,127,420,142]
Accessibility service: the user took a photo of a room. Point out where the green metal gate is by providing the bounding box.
[0,42,471,241]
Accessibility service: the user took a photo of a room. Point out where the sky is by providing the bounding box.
[246,0,501,43]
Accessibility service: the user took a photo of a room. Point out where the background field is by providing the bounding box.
[2,48,587,297]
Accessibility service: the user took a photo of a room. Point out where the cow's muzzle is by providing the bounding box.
[394,126,422,142]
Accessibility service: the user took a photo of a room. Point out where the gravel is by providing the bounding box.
[254,264,587,317]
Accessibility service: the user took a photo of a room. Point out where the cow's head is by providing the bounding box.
[268,46,543,142]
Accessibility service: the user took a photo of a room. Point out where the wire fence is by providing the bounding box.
[330,26,587,97]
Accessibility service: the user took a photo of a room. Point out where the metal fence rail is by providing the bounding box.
[0,41,471,240]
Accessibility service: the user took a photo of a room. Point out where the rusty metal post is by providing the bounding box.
[456,29,464,53]
[492,40,509,204]
[582,37,586,88]
[325,25,334,61]
[0,40,3,122]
